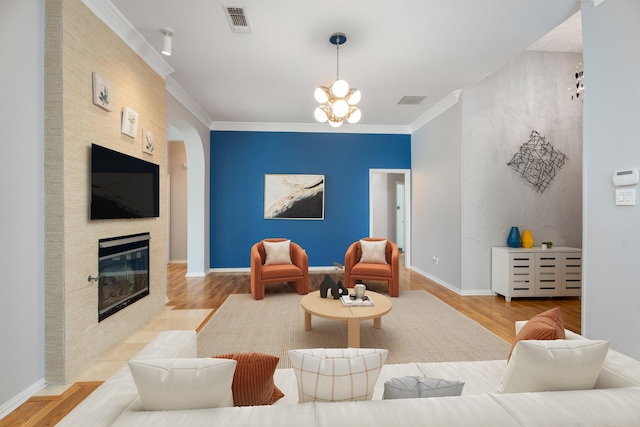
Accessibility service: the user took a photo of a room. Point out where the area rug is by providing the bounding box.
[197,290,511,368]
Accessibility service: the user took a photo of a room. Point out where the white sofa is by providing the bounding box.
[58,326,640,427]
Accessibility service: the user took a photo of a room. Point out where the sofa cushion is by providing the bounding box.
[128,358,237,410]
[383,376,464,399]
[263,239,292,265]
[215,352,284,406]
[508,307,565,360]
[359,239,388,264]
[497,339,610,394]
[289,348,388,402]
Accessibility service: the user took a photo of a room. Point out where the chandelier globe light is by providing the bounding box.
[314,33,361,127]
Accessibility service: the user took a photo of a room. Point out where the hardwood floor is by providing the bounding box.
[168,260,581,342]
[3,260,580,426]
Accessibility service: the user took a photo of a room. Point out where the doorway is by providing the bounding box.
[369,169,411,267]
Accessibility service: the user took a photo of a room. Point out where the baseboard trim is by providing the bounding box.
[408,266,493,296]
[207,266,340,274]
[0,378,46,420]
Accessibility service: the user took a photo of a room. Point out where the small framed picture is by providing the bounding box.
[92,72,112,111]
[121,106,139,138]
[142,129,155,155]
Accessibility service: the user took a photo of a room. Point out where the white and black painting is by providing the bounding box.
[264,174,324,220]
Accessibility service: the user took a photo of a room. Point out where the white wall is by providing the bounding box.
[0,0,45,415]
[411,101,463,290]
[169,141,188,262]
[581,0,640,359]
[371,173,388,238]
[460,50,583,293]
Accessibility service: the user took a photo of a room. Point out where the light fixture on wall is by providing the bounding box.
[313,33,361,127]
[569,62,584,100]
[160,27,175,56]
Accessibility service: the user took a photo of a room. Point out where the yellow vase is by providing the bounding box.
[521,230,534,248]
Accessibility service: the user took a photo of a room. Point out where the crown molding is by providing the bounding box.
[409,90,462,133]
[82,0,174,78]
[209,121,411,134]
[165,76,214,128]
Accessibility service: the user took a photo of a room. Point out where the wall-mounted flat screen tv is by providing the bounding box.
[91,144,160,220]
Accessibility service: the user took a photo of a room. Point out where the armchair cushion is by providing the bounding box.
[350,262,392,278]
[263,239,292,265]
[359,239,388,264]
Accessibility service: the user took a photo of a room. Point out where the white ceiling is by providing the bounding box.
[103,0,583,133]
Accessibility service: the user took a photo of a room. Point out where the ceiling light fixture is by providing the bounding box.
[160,27,175,56]
[314,33,361,127]
[569,62,584,100]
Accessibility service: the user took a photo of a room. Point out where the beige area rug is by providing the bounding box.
[197,291,511,368]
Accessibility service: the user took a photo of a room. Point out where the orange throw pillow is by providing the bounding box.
[508,307,565,360]
[214,352,284,406]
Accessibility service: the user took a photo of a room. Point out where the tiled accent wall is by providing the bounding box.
[44,0,167,383]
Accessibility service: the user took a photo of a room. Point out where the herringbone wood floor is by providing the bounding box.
[2,260,580,426]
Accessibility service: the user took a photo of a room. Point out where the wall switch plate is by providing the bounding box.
[615,188,636,206]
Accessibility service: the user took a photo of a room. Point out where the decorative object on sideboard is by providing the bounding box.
[507,226,521,248]
[569,62,584,101]
[142,129,155,155]
[92,72,112,111]
[507,130,567,193]
[521,230,534,248]
[541,241,553,250]
[313,32,361,127]
[121,106,139,138]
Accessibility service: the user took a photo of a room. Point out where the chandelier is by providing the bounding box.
[313,33,361,127]
[570,62,584,100]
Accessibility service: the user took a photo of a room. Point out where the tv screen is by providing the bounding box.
[91,144,160,219]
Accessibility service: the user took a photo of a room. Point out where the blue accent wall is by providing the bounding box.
[210,131,410,268]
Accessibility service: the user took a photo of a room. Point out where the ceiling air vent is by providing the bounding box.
[223,5,251,34]
[397,95,427,105]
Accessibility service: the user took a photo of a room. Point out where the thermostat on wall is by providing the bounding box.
[613,169,639,186]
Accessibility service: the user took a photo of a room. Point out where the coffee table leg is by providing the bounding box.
[304,311,312,331]
[347,318,360,348]
[373,316,382,329]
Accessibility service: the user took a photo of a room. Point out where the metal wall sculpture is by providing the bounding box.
[507,130,567,193]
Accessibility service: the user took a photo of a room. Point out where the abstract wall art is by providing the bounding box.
[507,130,567,193]
[264,174,324,220]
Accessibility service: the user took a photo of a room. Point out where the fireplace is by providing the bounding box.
[98,233,150,322]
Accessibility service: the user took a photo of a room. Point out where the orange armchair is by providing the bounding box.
[344,238,400,297]
[250,238,309,300]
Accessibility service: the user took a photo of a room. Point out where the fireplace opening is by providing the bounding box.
[98,233,150,322]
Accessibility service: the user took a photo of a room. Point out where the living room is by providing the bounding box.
[2,0,639,422]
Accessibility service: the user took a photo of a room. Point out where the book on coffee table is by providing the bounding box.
[340,295,374,307]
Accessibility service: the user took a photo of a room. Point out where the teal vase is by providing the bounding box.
[507,227,521,248]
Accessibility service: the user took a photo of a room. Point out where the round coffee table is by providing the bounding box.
[300,290,392,348]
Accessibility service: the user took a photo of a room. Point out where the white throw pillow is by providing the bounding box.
[497,339,610,394]
[289,348,388,402]
[359,239,388,264]
[128,358,237,410]
[263,240,292,265]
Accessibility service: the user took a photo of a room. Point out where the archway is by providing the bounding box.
[167,120,207,277]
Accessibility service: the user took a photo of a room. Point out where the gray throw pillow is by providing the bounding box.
[383,376,464,399]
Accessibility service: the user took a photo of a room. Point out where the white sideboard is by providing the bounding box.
[491,246,582,302]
